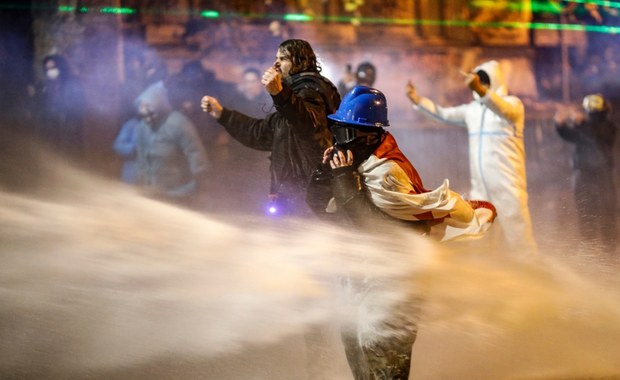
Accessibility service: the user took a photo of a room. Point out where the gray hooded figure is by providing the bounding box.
[135,81,209,200]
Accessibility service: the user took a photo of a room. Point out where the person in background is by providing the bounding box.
[169,60,236,165]
[166,61,214,133]
[337,61,377,98]
[554,94,617,252]
[134,81,209,208]
[406,60,537,254]
[306,86,496,380]
[237,67,273,108]
[119,49,169,124]
[31,54,86,161]
[205,66,273,214]
[201,39,340,217]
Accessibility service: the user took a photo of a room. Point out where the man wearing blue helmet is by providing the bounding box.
[308,86,496,240]
[307,86,496,380]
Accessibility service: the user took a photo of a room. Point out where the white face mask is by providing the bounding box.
[46,68,60,80]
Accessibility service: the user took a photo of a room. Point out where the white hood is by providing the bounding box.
[474,60,508,97]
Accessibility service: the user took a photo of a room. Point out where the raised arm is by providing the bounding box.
[406,80,468,128]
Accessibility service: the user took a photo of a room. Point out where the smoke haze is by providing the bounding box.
[1,132,619,379]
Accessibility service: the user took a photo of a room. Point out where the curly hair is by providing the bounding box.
[278,39,321,75]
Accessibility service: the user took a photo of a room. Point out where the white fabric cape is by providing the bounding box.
[328,155,495,242]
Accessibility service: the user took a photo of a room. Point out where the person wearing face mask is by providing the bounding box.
[406,60,537,254]
[306,86,496,380]
[32,54,86,160]
[134,81,209,208]
[554,94,617,252]
[308,86,497,241]
[201,39,340,217]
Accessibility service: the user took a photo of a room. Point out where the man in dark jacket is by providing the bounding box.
[554,93,617,252]
[201,39,340,216]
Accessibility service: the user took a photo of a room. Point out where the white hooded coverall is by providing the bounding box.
[413,60,536,252]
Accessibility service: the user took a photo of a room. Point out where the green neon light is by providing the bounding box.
[531,1,563,13]
[201,10,220,18]
[283,13,313,22]
[100,7,135,15]
[58,5,74,12]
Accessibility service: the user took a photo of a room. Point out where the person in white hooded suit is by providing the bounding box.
[406,60,537,253]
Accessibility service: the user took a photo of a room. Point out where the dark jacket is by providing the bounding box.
[34,74,86,159]
[555,113,616,172]
[217,72,340,211]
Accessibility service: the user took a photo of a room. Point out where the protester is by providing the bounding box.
[135,81,209,208]
[307,85,496,380]
[31,54,86,160]
[406,60,537,253]
[201,39,340,216]
[337,61,377,98]
[119,49,170,124]
[554,94,617,252]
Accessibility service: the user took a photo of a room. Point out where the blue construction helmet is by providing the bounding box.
[328,86,388,146]
[328,86,389,128]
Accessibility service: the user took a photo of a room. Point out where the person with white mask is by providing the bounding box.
[31,54,87,160]
[554,94,617,252]
[405,60,537,254]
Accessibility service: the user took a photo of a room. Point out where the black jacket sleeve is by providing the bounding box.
[305,164,382,226]
[331,166,390,228]
[555,121,580,143]
[332,166,430,233]
[217,107,277,151]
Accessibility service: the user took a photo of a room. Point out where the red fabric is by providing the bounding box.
[373,133,429,194]
[467,200,497,222]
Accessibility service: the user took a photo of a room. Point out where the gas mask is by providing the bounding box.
[331,122,383,168]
